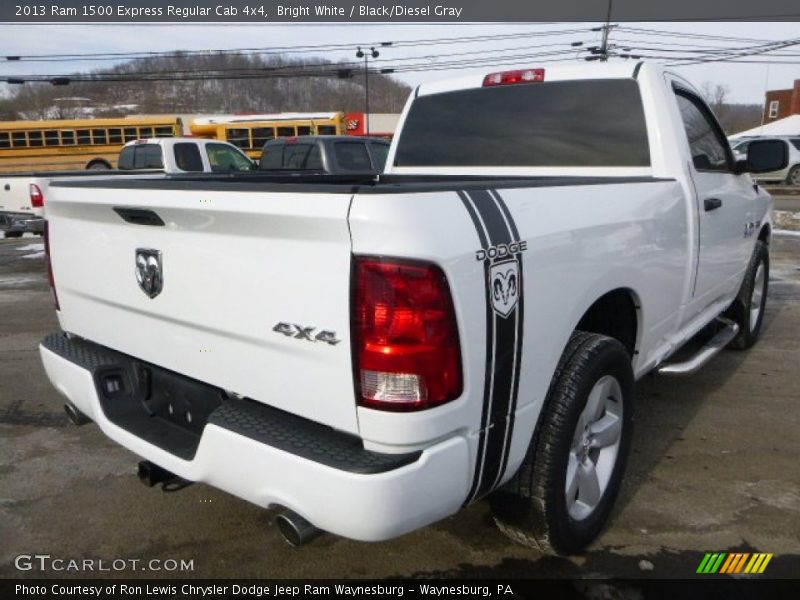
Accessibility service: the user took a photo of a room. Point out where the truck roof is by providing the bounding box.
[416,61,650,97]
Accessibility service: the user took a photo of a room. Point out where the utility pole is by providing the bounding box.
[356,46,379,135]
[598,0,615,61]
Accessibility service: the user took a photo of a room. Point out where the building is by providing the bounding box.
[763,79,800,122]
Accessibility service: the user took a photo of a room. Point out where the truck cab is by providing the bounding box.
[118,138,256,173]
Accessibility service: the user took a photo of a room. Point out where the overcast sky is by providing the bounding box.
[1,22,799,105]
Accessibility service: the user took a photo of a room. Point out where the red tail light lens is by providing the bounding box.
[43,220,59,310]
[352,257,462,411]
[29,183,44,208]
[483,68,545,87]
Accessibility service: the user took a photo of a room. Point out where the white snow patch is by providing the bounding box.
[775,229,800,237]
[22,251,45,260]
[16,243,44,252]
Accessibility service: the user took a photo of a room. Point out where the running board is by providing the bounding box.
[657,317,739,377]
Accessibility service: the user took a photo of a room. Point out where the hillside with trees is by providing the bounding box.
[0,53,412,120]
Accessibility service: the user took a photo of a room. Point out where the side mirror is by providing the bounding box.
[743,139,789,174]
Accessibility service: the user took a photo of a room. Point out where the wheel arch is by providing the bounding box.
[85,159,112,170]
[574,287,641,359]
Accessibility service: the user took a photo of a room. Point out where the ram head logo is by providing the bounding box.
[135,248,163,299]
[490,260,520,318]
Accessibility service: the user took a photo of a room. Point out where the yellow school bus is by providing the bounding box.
[0,116,182,173]
[189,113,345,159]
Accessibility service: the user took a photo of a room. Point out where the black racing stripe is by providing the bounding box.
[462,189,521,504]
[458,191,494,504]
[468,189,512,246]
[456,191,488,249]
[493,189,521,240]
[490,190,525,491]
[498,256,524,486]
[476,304,517,497]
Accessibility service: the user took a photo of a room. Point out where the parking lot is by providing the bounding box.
[1,227,799,580]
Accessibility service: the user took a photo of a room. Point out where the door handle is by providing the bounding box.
[704,198,722,212]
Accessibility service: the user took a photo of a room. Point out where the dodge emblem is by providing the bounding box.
[490,259,519,318]
[135,248,163,299]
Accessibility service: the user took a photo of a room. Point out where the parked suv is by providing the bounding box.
[258,135,390,174]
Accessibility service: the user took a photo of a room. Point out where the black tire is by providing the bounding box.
[786,166,800,186]
[87,161,111,170]
[489,331,634,555]
[725,241,769,350]
[4,231,23,238]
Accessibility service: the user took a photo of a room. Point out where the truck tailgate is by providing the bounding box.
[46,185,359,434]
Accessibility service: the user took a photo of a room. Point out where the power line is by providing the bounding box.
[4,27,594,62]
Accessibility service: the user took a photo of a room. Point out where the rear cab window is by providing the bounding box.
[369,141,391,170]
[394,79,650,168]
[118,144,163,170]
[333,142,372,171]
[259,142,323,171]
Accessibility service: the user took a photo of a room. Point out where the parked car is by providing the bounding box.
[258,135,390,174]
[731,136,800,185]
[39,62,783,555]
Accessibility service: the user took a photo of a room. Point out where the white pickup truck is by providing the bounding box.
[1,138,253,237]
[39,63,786,554]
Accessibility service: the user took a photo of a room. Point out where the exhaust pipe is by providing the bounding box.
[275,510,323,547]
[64,402,91,426]
[136,461,193,492]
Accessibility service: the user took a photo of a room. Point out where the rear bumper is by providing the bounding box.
[39,332,470,541]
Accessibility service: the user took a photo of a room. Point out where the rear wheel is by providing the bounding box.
[4,231,23,238]
[489,331,634,555]
[726,241,769,350]
[87,161,111,170]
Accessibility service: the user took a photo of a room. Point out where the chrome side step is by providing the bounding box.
[657,317,739,377]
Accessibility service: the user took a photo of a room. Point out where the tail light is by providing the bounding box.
[43,221,59,310]
[483,68,545,87]
[29,183,44,208]
[352,257,462,411]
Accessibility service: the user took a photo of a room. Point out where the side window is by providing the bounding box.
[173,143,204,172]
[370,142,390,170]
[251,127,274,149]
[334,142,372,170]
[206,143,254,172]
[226,128,250,149]
[44,130,60,146]
[0,132,10,149]
[28,131,43,147]
[768,100,779,119]
[283,144,315,169]
[259,144,284,170]
[790,139,800,151]
[118,146,135,170]
[675,91,731,172]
